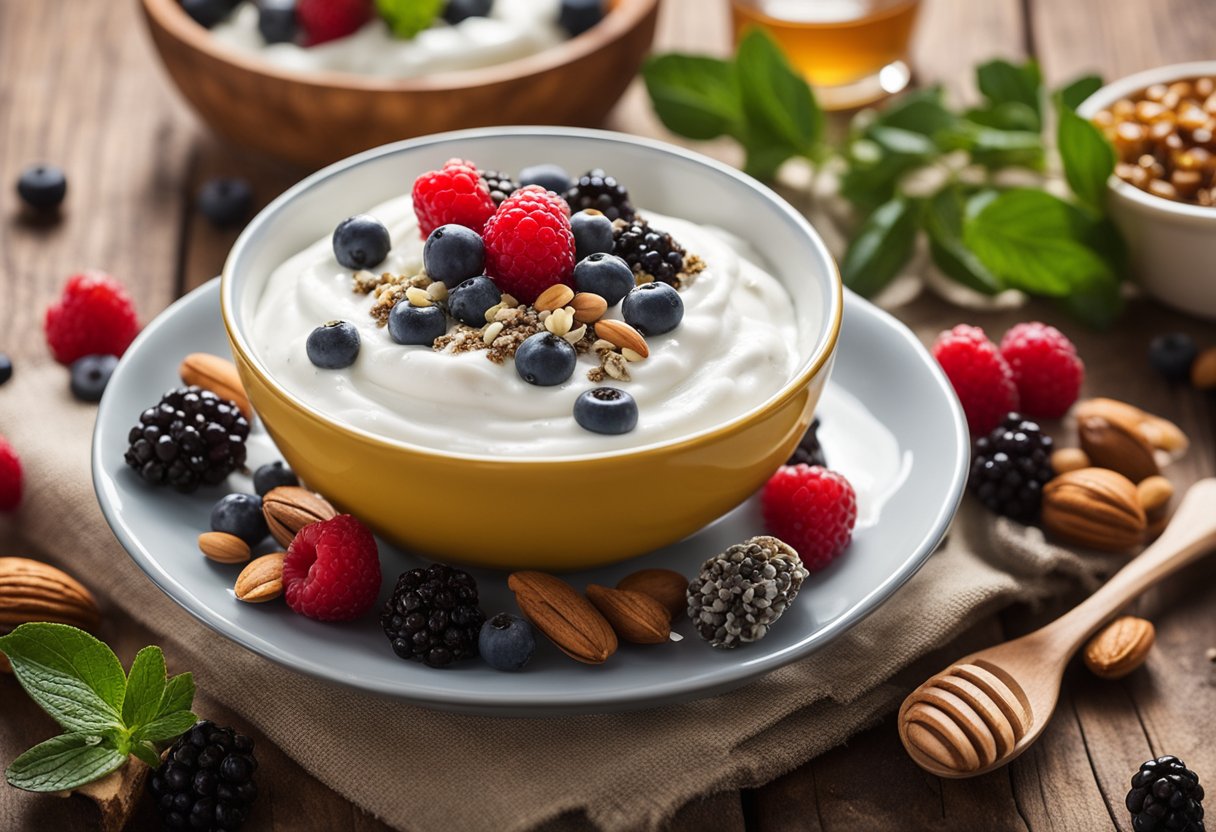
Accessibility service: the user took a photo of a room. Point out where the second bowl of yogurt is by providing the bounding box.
[222,128,842,569]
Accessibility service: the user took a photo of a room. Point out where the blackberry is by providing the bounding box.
[124,386,249,493]
[149,720,258,831]
[968,412,1053,522]
[1127,756,1205,832]
[565,169,635,222]
[481,170,518,205]
[786,417,827,467]
[613,218,687,286]
[381,564,485,668]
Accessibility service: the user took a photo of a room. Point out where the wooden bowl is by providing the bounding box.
[139,0,661,168]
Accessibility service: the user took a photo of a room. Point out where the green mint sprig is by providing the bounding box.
[375,0,445,39]
[0,623,196,792]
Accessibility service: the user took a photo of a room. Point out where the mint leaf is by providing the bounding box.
[643,54,743,141]
[122,646,167,731]
[939,122,1043,169]
[132,711,199,744]
[1059,269,1124,328]
[130,741,162,770]
[872,87,957,138]
[924,187,1004,295]
[964,101,1040,132]
[6,733,126,793]
[1057,75,1103,112]
[976,59,1043,129]
[868,125,938,157]
[0,623,125,733]
[841,196,920,296]
[1057,103,1116,213]
[157,673,196,719]
[375,0,444,39]
[839,131,936,212]
[735,27,823,159]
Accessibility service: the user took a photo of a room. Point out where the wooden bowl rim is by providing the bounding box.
[141,0,659,93]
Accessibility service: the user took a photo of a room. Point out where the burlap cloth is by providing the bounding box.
[0,365,1114,832]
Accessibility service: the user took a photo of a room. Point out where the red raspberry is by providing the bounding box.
[283,515,382,622]
[762,464,857,571]
[999,322,1084,419]
[44,271,140,365]
[411,159,497,239]
[482,189,576,304]
[515,184,571,218]
[0,436,22,512]
[297,0,372,45]
[932,324,1019,436]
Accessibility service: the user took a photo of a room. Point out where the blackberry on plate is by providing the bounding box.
[968,412,1054,522]
[1127,755,1205,832]
[381,564,485,668]
[786,417,827,467]
[481,170,518,205]
[613,218,687,287]
[565,169,635,222]
[124,386,249,493]
[149,720,258,832]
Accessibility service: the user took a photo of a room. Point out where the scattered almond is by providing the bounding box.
[1136,475,1174,514]
[508,571,617,664]
[0,558,102,671]
[594,319,649,358]
[179,353,251,418]
[1041,468,1147,552]
[1075,398,1189,454]
[616,568,688,619]
[1051,447,1091,474]
[198,532,250,564]
[585,585,670,644]
[1077,413,1159,483]
[234,553,285,603]
[534,284,575,312]
[563,324,587,345]
[406,286,433,307]
[262,486,337,548]
[1083,616,1155,679]
[1192,347,1216,389]
[570,292,608,323]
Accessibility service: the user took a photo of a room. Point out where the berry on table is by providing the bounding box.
[479,612,536,671]
[998,321,1083,419]
[572,252,634,307]
[482,188,576,303]
[1126,755,1205,832]
[149,720,258,832]
[1148,332,1198,382]
[517,184,571,218]
[932,324,1019,437]
[443,0,493,24]
[559,0,604,36]
[687,536,808,648]
[197,177,254,228]
[565,168,634,221]
[480,169,518,205]
[388,302,447,346]
[514,332,576,386]
[762,464,857,572]
[423,223,485,286]
[0,436,22,512]
[253,461,299,496]
[44,271,140,365]
[283,514,381,621]
[258,0,297,43]
[179,0,236,28]
[210,493,269,546]
[613,219,687,286]
[69,354,118,403]
[570,209,616,262]
[573,387,638,434]
[0,354,11,386]
[518,163,572,195]
[447,275,501,326]
[332,214,391,270]
[622,281,683,335]
[124,387,249,493]
[381,564,486,668]
[297,0,371,45]
[786,417,826,467]
[412,158,497,239]
[16,164,67,213]
[968,413,1054,522]
[306,320,360,369]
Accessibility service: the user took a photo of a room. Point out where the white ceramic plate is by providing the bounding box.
[93,280,966,715]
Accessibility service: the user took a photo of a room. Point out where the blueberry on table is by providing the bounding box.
[253,461,299,496]
[0,354,12,386]
[179,0,235,28]
[621,281,683,335]
[210,492,269,545]
[479,613,536,672]
[306,320,360,369]
[258,0,298,43]
[388,302,447,346]
[570,209,615,262]
[423,223,485,286]
[518,163,572,195]
[1148,332,1198,382]
[69,354,118,403]
[448,275,501,327]
[16,164,67,212]
[514,332,576,386]
[558,0,604,37]
[443,0,493,25]
[197,177,254,228]
[573,387,637,435]
[333,214,391,271]
[573,252,634,307]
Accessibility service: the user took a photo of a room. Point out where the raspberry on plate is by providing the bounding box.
[44,271,140,365]
[999,322,1084,419]
[762,464,857,572]
[297,0,372,46]
[283,514,382,622]
[0,435,22,512]
[482,188,577,304]
[932,324,1019,437]
[514,184,571,218]
[411,158,497,239]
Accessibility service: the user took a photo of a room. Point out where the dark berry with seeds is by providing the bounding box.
[786,417,827,467]
[211,493,269,546]
[448,275,501,327]
[124,386,249,493]
[480,170,518,206]
[1148,333,1198,382]
[1127,755,1205,832]
[519,163,572,194]
[197,177,253,228]
[423,223,485,285]
[622,281,683,335]
[565,169,634,222]
[16,164,67,213]
[613,218,686,286]
[253,461,299,496]
[573,387,637,435]
[306,320,360,369]
[381,564,485,668]
[515,332,576,386]
[479,613,536,671]
[968,412,1054,522]
[571,209,615,262]
[150,720,258,832]
[332,214,391,270]
[69,354,118,402]
[388,302,447,346]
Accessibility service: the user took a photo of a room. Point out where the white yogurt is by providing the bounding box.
[249,196,803,457]
[211,0,565,79]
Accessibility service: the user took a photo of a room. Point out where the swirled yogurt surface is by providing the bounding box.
[211,0,564,79]
[249,197,803,457]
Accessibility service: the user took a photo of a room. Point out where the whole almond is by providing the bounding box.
[262,486,337,548]
[1041,468,1147,552]
[234,553,285,603]
[1075,398,1189,454]
[1193,347,1216,389]
[586,585,670,644]
[508,571,617,664]
[179,353,251,419]
[570,292,608,324]
[198,532,250,564]
[534,284,575,312]
[1050,447,1091,474]
[594,320,649,358]
[616,568,688,620]
[1077,413,1158,483]
[0,558,102,673]
[1136,475,1174,514]
[1083,616,1154,679]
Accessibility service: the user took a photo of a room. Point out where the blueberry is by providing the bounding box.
[443,0,492,24]
[622,281,683,335]
[1148,333,1198,382]
[69,354,118,403]
[573,387,637,435]
[518,164,572,194]
[478,613,536,672]
[448,276,501,327]
[0,354,11,386]
[210,493,268,545]
[570,210,614,262]
[179,0,234,28]
[333,214,391,271]
[306,320,360,369]
[252,461,299,496]
[196,177,253,228]
[16,164,67,213]
[514,332,576,386]
[573,252,634,307]
[558,0,603,36]
[258,0,297,43]
[388,303,447,346]
[423,224,485,286]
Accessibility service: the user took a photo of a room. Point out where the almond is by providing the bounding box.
[234,554,285,603]
[1077,413,1158,482]
[570,292,608,324]
[594,319,649,358]
[1192,347,1216,389]
[508,571,617,664]
[179,353,251,419]
[616,568,688,620]
[534,284,575,312]
[1075,398,1188,454]
[1050,447,1091,474]
[1083,616,1154,679]
[198,532,250,564]
[1136,475,1174,514]
[262,486,337,548]
[0,558,101,673]
[586,585,670,644]
[1042,468,1147,552]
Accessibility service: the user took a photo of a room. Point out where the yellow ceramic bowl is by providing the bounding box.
[222,128,842,570]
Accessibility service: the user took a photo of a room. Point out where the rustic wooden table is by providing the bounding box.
[2,0,1214,829]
